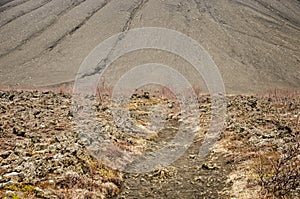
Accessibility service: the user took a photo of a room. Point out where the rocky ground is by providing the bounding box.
[0,90,122,198]
[0,89,299,198]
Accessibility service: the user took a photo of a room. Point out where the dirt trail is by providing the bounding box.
[115,140,234,199]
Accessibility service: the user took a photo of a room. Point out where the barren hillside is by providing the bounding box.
[0,0,299,93]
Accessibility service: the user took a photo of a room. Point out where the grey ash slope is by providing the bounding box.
[0,0,299,93]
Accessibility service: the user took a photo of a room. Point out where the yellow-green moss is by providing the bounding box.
[84,158,117,179]
[10,194,20,199]
[98,167,115,179]
[20,184,34,193]
[4,184,35,194]
[4,184,18,191]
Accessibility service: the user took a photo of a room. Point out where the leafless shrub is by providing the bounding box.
[0,84,73,94]
[57,172,119,199]
[254,141,300,198]
[96,82,113,105]
[269,88,298,98]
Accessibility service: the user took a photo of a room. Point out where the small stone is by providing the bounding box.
[143,92,150,99]
[0,151,12,159]
[201,163,219,170]
[168,102,173,108]
[12,127,25,137]
[194,176,203,182]
[3,172,20,182]
[8,94,15,101]
[168,113,174,119]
